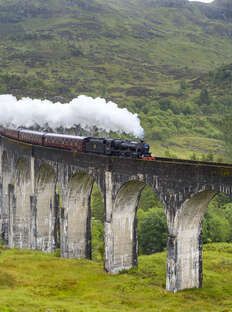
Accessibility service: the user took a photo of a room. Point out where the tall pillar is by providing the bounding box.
[14,158,32,248]
[1,151,12,245]
[8,184,16,248]
[60,172,93,259]
[104,173,144,273]
[166,191,215,292]
[30,157,37,249]
[104,171,114,272]
[30,195,37,249]
[35,164,56,252]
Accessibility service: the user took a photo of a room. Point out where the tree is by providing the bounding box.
[159,98,172,111]
[202,195,232,243]
[202,213,230,243]
[220,114,232,159]
[138,208,167,255]
[139,186,163,211]
[91,183,104,222]
[199,88,210,105]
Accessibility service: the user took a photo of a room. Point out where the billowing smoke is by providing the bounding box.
[0,94,144,138]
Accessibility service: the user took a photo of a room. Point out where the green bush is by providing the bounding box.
[138,208,168,255]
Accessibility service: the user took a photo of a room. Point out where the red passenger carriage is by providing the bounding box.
[19,129,44,145]
[44,133,86,152]
[3,128,19,140]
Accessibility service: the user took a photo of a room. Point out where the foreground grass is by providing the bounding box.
[0,243,231,312]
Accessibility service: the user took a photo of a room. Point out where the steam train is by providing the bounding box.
[0,127,154,160]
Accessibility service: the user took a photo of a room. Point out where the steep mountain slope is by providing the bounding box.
[0,0,231,159]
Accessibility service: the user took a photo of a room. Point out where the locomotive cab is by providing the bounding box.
[105,139,114,155]
[142,143,150,156]
[85,137,106,154]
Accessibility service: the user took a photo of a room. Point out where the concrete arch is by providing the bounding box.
[106,180,146,273]
[174,190,217,233]
[166,190,217,292]
[60,171,94,259]
[35,163,56,251]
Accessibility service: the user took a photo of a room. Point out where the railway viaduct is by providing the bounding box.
[0,135,232,292]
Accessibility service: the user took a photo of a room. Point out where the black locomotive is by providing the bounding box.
[85,137,151,158]
[0,127,154,160]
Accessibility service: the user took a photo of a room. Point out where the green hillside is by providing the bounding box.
[0,243,231,312]
[0,0,232,159]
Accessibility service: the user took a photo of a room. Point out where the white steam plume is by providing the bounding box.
[0,94,144,138]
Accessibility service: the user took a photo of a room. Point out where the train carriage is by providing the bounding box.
[4,128,19,140]
[19,129,44,145]
[44,133,86,152]
[0,126,5,136]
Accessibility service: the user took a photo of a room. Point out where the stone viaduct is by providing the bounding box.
[0,135,232,292]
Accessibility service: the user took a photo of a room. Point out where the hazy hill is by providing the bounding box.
[0,0,231,159]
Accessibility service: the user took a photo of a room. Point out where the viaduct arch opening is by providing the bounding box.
[167,189,232,291]
[137,185,168,256]
[91,182,104,262]
[202,193,232,244]
[106,180,167,274]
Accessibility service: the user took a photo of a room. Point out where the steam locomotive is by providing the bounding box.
[0,127,154,160]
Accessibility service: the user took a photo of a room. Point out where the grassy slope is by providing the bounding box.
[0,0,232,159]
[0,243,231,312]
[150,136,225,159]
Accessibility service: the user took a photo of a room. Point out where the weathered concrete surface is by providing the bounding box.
[1,136,232,292]
[60,172,93,258]
[14,158,32,248]
[35,162,56,251]
[105,177,145,273]
[166,190,216,291]
[1,149,14,246]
